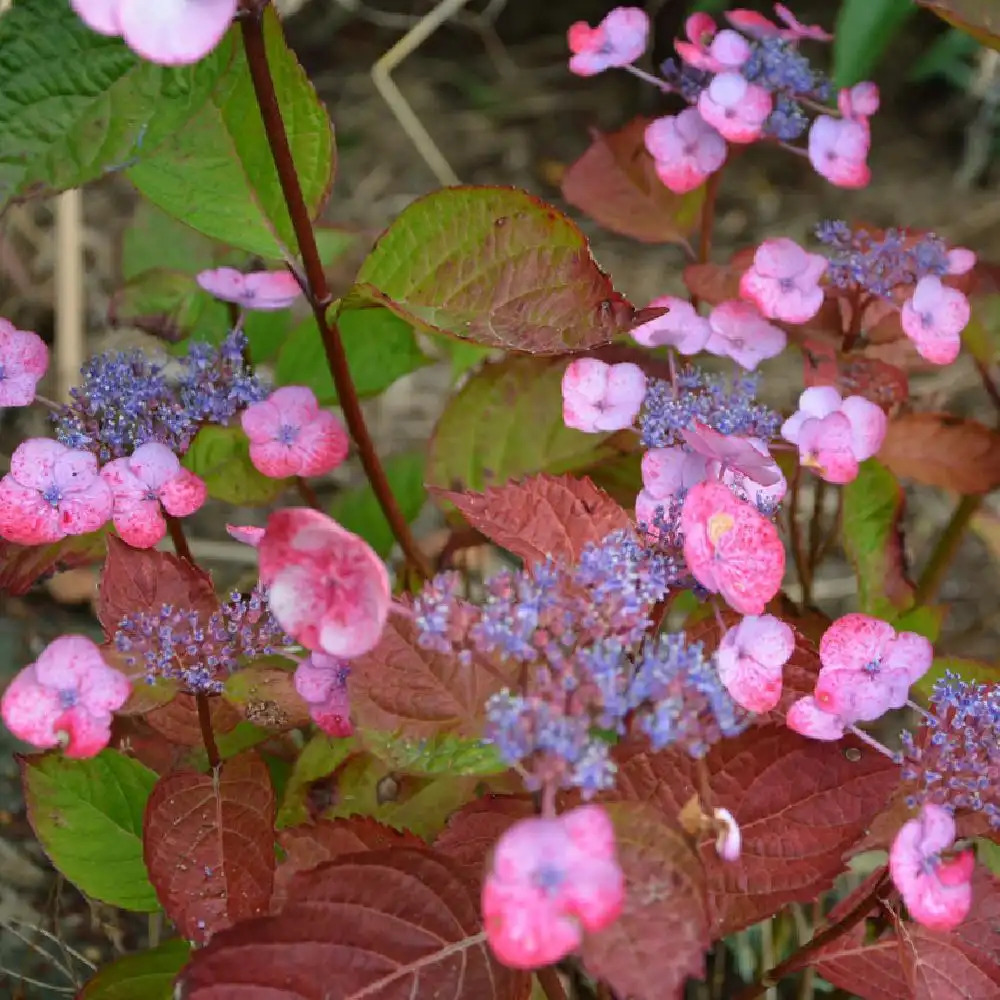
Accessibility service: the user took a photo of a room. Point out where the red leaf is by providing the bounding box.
[177,848,530,1000]
[348,614,517,740]
[435,473,631,565]
[879,413,1000,493]
[110,716,188,774]
[802,340,909,409]
[682,250,754,305]
[143,751,275,943]
[581,802,709,1000]
[272,817,424,911]
[561,116,703,245]
[223,664,311,731]
[145,693,241,746]
[98,536,218,635]
[0,532,106,596]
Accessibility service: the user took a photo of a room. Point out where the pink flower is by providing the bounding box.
[1,636,130,758]
[706,300,787,370]
[946,247,976,275]
[813,614,932,724]
[0,439,113,545]
[680,480,785,615]
[717,614,794,713]
[900,275,970,366]
[636,447,707,527]
[568,7,649,77]
[482,805,624,969]
[676,27,750,72]
[785,695,846,741]
[681,422,783,489]
[890,804,974,931]
[0,319,48,407]
[70,0,237,66]
[241,386,349,479]
[562,359,646,433]
[838,82,880,119]
[101,442,207,549]
[697,73,773,145]
[713,808,742,862]
[808,116,871,189]
[644,110,728,196]
[726,5,832,42]
[716,439,788,506]
[739,238,828,324]
[258,508,390,660]
[630,295,712,353]
[226,524,265,547]
[196,268,301,312]
[294,653,352,737]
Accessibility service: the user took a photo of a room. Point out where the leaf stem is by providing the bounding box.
[196,692,222,771]
[165,514,194,564]
[913,493,981,606]
[238,8,431,580]
[698,168,723,267]
[295,476,322,510]
[537,967,568,1000]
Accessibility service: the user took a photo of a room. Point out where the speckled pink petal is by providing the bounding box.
[820,614,896,673]
[53,448,101,494]
[1,667,62,749]
[158,469,208,518]
[248,440,299,479]
[0,477,63,544]
[57,477,114,536]
[292,411,350,478]
[117,0,237,66]
[318,581,390,659]
[882,630,933,685]
[785,695,845,740]
[1,323,49,376]
[268,564,329,652]
[33,635,109,691]
[798,412,858,484]
[840,395,887,461]
[226,524,265,547]
[814,666,904,722]
[114,500,168,549]
[127,442,181,491]
[56,707,115,758]
[10,438,66,491]
[101,459,147,506]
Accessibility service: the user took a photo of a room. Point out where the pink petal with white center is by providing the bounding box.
[158,469,208,518]
[268,564,330,653]
[239,271,302,311]
[739,238,827,324]
[1,667,62,749]
[797,412,858,483]
[113,500,168,549]
[127,442,181,491]
[882,630,933,686]
[69,0,120,34]
[901,276,969,366]
[116,0,237,66]
[785,696,846,740]
[291,410,350,477]
[840,395,887,461]
[630,295,712,354]
[10,438,66,491]
[645,111,727,195]
[0,477,63,544]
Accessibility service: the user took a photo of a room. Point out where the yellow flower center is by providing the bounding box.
[707,512,735,545]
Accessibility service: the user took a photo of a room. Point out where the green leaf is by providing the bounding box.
[428,355,632,498]
[892,604,944,642]
[110,268,229,344]
[123,200,222,280]
[314,225,360,264]
[128,8,334,257]
[186,722,275,771]
[359,730,506,776]
[20,750,159,911]
[913,655,996,700]
[79,938,190,999]
[833,0,915,87]
[182,424,290,505]
[976,838,1000,876]
[329,452,426,557]
[244,308,294,363]
[275,308,429,404]
[0,0,230,209]
[276,733,357,828]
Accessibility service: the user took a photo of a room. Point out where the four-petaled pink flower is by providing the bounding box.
[0,439,113,545]
[706,300,787,370]
[739,238,828,324]
[636,446,707,528]
[645,110,728,196]
[726,5,832,42]
[294,653,353,737]
[838,82,880,119]
[482,805,624,969]
[676,26,750,73]
[698,73,773,145]
[101,442,207,549]
[567,7,649,77]
[70,0,237,66]
[196,268,302,312]
[630,295,712,354]
[900,275,970,366]
[681,422,783,490]
[717,614,794,713]
[808,115,871,189]
[889,803,974,931]
[562,359,647,433]
[0,319,48,407]
[782,386,887,484]
[1,636,130,758]
[241,386,349,479]
[258,508,390,660]
[680,480,785,615]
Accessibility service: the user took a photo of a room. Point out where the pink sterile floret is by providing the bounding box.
[196,267,301,312]
[635,446,707,527]
[697,73,773,145]
[70,0,237,66]
[808,115,871,189]
[900,275,971,366]
[705,300,787,371]
[630,295,712,354]
[226,524,265,547]
[726,5,832,42]
[676,27,750,72]
[568,7,649,77]
[739,238,828,324]
[0,439,113,546]
[101,441,207,549]
[680,480,785,615]
[713,807,742,862]
[946,247,976,275]
[241,386,349,479]
[813,613,932,724]
[562,359,647,433]
[838,82,880,120]
[482,804,624,969]
[785,695,846,741]
[258,508,390,660]
[889,803,974,931]
[644,109,728,196]
[681,422,782,490]
[0,319,48,407]
[717,614,794,713]
[294,653,353,737]
[1,636,130,758]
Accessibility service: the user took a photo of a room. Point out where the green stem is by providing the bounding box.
[914,494,982,606]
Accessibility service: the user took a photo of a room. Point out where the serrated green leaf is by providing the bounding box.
[79,938,190,999]
[20,750,159,911]
[276,733,357,828]
[182,424,289,505]
[128,8,333,257]
[360,730,506,776]
[833,0,914,87]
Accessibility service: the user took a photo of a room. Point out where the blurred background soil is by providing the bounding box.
[2,1,1000,995]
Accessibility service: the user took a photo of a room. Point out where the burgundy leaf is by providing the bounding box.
[223,664,311,731]
[0,532,106,597]
[145,693,241,747]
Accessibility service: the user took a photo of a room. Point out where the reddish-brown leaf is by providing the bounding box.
[178,848,530,1000]
[561,116,703,245]
[145,693,241,746]
[272,817,424,912]
[879,413,1000,493]
[0,532,107,597]
[919,0,1000,50]
[682,249,754,305]
[802,340,909,410]
[223,664,311,731]
[110,716,188,775]
[581,802,709,1000]
[435,473,631,565]
[349,614,517,740]
[143,751,275,944]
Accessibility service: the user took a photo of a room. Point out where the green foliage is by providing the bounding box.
[182,424,290,505]
[359,729,506,776]
[276,733,357,828]
[123,200,222,280]
[111,269,229,344]
[914,655,995,700]
[833,0,915,87]
[78,939,191,999]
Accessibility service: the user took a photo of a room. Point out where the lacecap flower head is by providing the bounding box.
[0,319,48,407]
